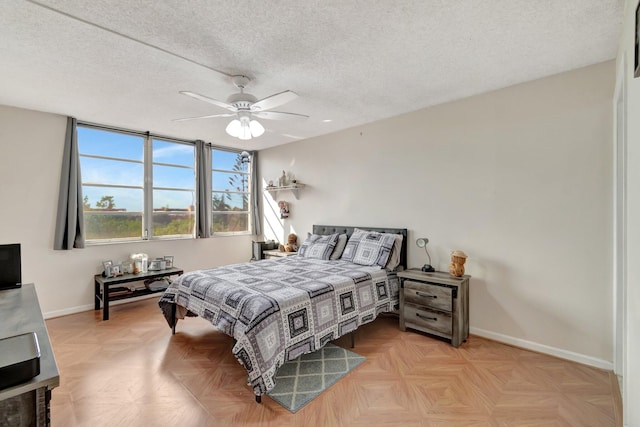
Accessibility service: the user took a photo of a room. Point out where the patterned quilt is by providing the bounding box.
[158,256,399,396]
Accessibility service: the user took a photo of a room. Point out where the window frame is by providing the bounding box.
[210,149,252,236]
[77,122,254,245]
[78,123,196,244]
[149,136,197,241]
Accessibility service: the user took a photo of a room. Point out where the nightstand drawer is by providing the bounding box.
[404,303,452,337]
[404,280,452,312]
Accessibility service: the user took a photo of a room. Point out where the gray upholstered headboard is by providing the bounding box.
[312,225,408,270]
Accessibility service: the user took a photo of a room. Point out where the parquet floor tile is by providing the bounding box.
[46,298,622,426]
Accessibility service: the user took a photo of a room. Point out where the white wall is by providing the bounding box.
[616,1,640,425]
[0,105,254,317]
[260,62,614,368]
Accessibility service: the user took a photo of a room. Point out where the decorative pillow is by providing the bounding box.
[385,233,404,270]
[298,233,340,260]
[341,228,397,267]
[329,234,348,260]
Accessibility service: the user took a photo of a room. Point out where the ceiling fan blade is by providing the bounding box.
[172,113,236,122]
[179,91,237,112]
[251,90,298,111]
[253,111,309,121]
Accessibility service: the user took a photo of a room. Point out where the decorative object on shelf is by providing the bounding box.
[278,200,290,219]
[267,180,275,188]
[102,260,113,277]
[278,170,288,187]
[149,258,166,271]
[416,238,435,272]
[449,250,467,277]
[111,264,123,277]
[163,255,174,269]
[121,260,134,274]
[278,233,298,252]
[102,260,123,277]
[130,253,149,274]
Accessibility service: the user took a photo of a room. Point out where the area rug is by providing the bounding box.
[267,343,366,413]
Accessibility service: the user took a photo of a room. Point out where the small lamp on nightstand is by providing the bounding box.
[416,238,435,272]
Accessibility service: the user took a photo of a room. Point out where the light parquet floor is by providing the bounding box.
[45,298,622,427]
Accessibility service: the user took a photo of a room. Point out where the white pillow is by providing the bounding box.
[329,234,348,260]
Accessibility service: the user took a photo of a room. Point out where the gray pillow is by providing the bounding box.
[385,233,404,270]
[329,234,348,260]
[341,228,396,267]
[298,233,340,260]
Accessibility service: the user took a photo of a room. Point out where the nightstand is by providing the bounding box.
[263,249,298,259]
[397,269,469,347]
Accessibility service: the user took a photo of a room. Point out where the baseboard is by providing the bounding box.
[43,293,160,320]
[470,327,613,371]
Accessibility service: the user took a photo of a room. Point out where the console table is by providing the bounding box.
[0,284,59,426]
[94,267,183,320]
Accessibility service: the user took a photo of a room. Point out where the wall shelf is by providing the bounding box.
[265,183,306,200]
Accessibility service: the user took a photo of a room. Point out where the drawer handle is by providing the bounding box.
[416,313,437,321]
[416,291,436,299]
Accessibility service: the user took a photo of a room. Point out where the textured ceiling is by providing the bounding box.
[0,0,623,150]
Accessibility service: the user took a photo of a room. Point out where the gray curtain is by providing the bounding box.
[196,140,212,238]
[250,150,261,235]
[54,117,85,249]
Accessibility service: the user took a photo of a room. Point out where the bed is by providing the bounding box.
[158,225,407,401]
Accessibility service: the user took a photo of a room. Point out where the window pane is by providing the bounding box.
[212,171,249,192]
[153,190,195,236]
[152,189,195,237]
[212,192,248,211]
[153,140,194,166]
[212,150,248,173]
[78,127,143,161]
[212,212,248,233]
[154,164,195,189]
[82,186,143,240]
[153,189,195,211]
[80,157,143,187]
[83,186,142,212]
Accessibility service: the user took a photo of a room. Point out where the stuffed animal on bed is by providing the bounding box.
[278,233,298,252]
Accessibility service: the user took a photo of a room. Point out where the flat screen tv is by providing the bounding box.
[0,243,21,290]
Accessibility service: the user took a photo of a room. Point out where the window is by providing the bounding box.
[152,139,196,237]
[211,149,250,233]
[78,125,195,242]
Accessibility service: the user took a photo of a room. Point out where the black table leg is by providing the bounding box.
[171,303,177,335]
[103,283,109,320]
[94,279,100,311]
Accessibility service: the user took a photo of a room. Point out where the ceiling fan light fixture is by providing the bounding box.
[225,115,265,140]
[249,119,265,137]
[179,75,308,141]
[225,119,242,137]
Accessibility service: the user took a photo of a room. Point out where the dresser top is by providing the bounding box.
[398,269,470,285]
[0,284,59,399]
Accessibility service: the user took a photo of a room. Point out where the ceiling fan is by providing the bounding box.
[174,75,308,140]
